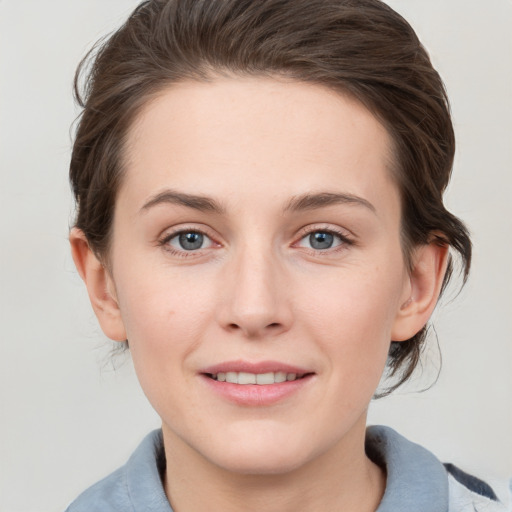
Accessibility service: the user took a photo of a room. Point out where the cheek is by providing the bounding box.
[296,259,405,377]
[301,263,403,335]
[113,269,219,420]
[114,267,215,370]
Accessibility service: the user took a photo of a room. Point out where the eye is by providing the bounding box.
[166,230,214,251]
[297,230,347,251]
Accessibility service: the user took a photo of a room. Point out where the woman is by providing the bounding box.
[65,0,510,510]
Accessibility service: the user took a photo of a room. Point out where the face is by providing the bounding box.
[107,77,412,474]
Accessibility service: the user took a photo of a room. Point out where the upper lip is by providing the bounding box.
[200,360,313,375]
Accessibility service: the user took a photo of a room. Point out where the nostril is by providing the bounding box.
[225,321,283,335]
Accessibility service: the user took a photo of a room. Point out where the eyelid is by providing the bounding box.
[168,231,214,250]
[158,224,222,255]
[156,223,354,256]
[293,224,355,251]
[295,223,354,240]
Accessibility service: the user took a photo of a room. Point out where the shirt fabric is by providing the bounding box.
[65,426,512,511]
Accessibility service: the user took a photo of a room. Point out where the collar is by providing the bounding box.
[126,426,449,512]
[125,429,173,512]
[366,425,449,512]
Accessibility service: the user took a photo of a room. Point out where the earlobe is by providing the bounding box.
[69,228,127,342]
[391,242,449,342]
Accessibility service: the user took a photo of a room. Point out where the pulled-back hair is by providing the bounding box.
[70,0,471,393]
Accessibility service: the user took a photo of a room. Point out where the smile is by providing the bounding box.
[200,361,315,405]
[208,371,306,384]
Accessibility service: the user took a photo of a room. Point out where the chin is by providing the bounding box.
[202,429,318,476]
[214,448,310,476]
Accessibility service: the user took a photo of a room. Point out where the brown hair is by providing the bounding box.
[70,0,471,393]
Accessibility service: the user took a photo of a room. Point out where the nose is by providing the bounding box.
[216,244,293,339]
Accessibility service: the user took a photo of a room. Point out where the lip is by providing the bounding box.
[199,360,315,406]
[201,359,311,375]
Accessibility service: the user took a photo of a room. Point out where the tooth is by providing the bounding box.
[275,371,287,383]
[226,372,238,384]
[238,372,256,385]
[215,371,300,385]
[256,372,275,385]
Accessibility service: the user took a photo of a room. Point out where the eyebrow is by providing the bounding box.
[140,189,226,214]
[140,189,375,216]
[284,192,376,214]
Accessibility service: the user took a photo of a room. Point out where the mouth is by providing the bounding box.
[205,371,311,385]
[199,360,315,404]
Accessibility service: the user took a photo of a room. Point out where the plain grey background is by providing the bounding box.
[1,1,511,511]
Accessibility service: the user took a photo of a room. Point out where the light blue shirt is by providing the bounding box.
[65,426,510,511]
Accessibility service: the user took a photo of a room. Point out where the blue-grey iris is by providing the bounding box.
[179,232,204,250]
[309,232,334,249]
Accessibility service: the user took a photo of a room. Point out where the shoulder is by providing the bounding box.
[64,466,129,512]
[366,425,512,512]
[446,464,512,512]
[64,430,172,512]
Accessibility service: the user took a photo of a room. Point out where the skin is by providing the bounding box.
[71,76,448,512]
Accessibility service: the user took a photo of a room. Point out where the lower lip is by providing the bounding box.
[200,374,314,406]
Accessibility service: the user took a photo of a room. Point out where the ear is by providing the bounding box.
[69,228,127,342]
[391,242,449,342]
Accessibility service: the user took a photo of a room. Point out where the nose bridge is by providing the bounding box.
[218,238,291,337]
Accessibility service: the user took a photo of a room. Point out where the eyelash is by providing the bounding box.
[158,226,218,258]
[294,226,354,254]
[158,225,354,258]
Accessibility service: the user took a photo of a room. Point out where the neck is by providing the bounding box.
[162,416,386,512]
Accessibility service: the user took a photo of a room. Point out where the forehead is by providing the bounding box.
[121,76,398,215]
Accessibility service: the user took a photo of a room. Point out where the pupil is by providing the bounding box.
[179,232,203,250]
[310,232,333,249]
